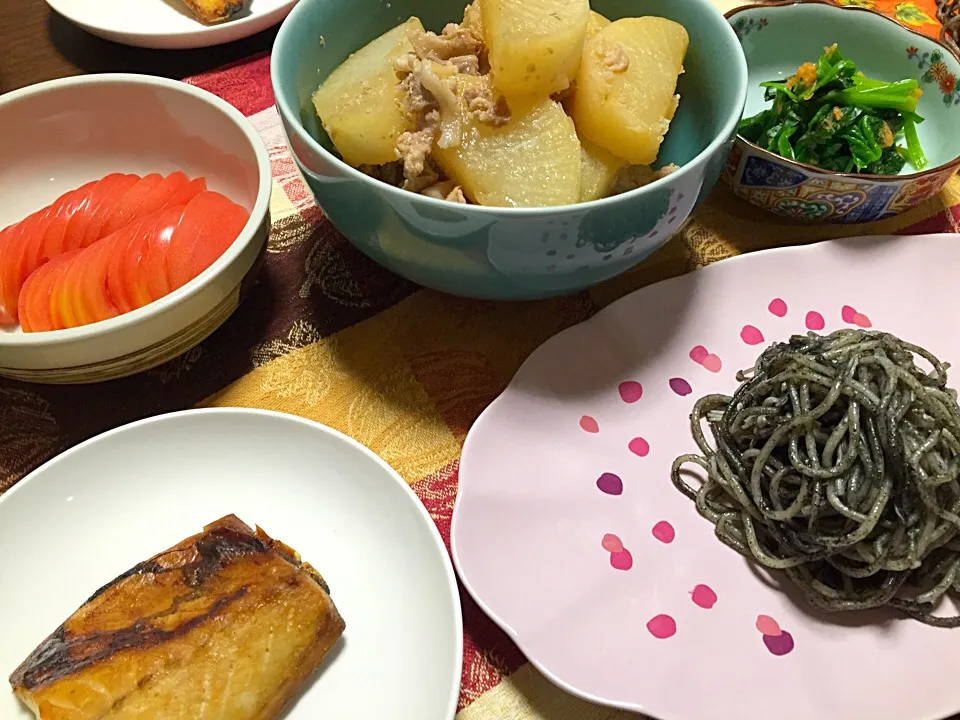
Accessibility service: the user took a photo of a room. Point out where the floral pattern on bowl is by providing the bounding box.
[723,0,960,223]
[908,46,960,103]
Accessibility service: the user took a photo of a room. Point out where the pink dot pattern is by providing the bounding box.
[691,584,717,609]
[628,437,650,457]
[689,345,708,364]
[768,298,788,317]
[618,381,643,403]
[579,415,599,433]
[669,378,692,396]
[842,305,873,328]
[602,533,623,553]
[756,614,795,655]
[805,311,825,331]
[756,615,781,636]
[646,614,677,639]
[585,295,836,652]
[596,472,623,496]
[740,325,765,345]
[610,548,633,571]
[701,354,722,373]
[652,520,675,543]
[763,630,795,656]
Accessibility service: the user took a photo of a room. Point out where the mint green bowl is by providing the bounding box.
[271,0,747,300]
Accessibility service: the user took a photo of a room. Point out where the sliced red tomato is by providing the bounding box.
[76,235,123,324]
[61,173,131,252]
[18,251,80,333]
[106,219,147,315]
[0,225,21,325]
[0,211,46,326]
[41,181,99,262]
[137,172,189,218]
[17,189,73,274]
[47,255,70,331]
[116,216,160,311]
[166,177,207,207]
[21,203,57,275]
[99,173,163,238]
[81,174,141,248]
[10,194,78,320]
[16,272,37,333]
[137,206,185,304]
[191,203,248,277]
[52,241,102,329]
[166,192,250,291]
[3,173,223,330]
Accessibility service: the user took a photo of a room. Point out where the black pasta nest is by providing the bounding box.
[673,329,960,626]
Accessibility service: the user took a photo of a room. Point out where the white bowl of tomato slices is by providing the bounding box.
[0,74,271,383]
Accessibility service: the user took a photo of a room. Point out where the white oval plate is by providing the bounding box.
[0,408,462,719]
[46,0,298,50]
[452,233,960,720]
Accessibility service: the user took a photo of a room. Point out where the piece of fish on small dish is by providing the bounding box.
[0,408,462,720]
[43,0,299,49]
[10,514,345,720]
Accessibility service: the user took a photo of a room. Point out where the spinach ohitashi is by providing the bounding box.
[738,44,927,174]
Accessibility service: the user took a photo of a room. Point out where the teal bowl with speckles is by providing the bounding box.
[271,0,747,300]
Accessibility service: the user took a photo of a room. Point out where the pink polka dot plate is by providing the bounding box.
[452,233,960,720]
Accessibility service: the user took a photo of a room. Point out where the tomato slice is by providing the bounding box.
[81,174,141,248]
[166,192,250,290]
[120,218,157,311]
[41,181,99,262]
[0,211,46,326]
[19,189,72,272]
[23,207,54,271]
[137,206,184,304]
[99,173,163,238]
[76,235,122,324]
[18,251,80,333]
[137,172,189,218]
[166,177,207,207]
[53,241,102,329]
[60,174,128,252]
[106,219,146,315]
[0,225,21,325]
[48,252,71,331]
[191,202,248,277]
[16,271,37,333]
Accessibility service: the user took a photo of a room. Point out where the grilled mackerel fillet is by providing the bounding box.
[9,515,345,719]
[180,0,246,24]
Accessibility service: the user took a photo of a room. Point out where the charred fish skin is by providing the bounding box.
[10,515,345,720]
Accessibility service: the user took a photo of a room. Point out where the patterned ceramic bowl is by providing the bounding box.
[724,0,960,223]
[271,0,747,300]
[0,75,272,384]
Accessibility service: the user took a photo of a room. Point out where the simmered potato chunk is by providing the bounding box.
[585,10,610,39]
[313,18,424,166]
[433,76,581,207]
[571,17,688,165]
[482,0,590,100]
[579,136,626,202]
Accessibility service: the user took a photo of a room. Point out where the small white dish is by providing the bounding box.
[46,0,298,50]
[0,73,272,384]
[0,408,462,720]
